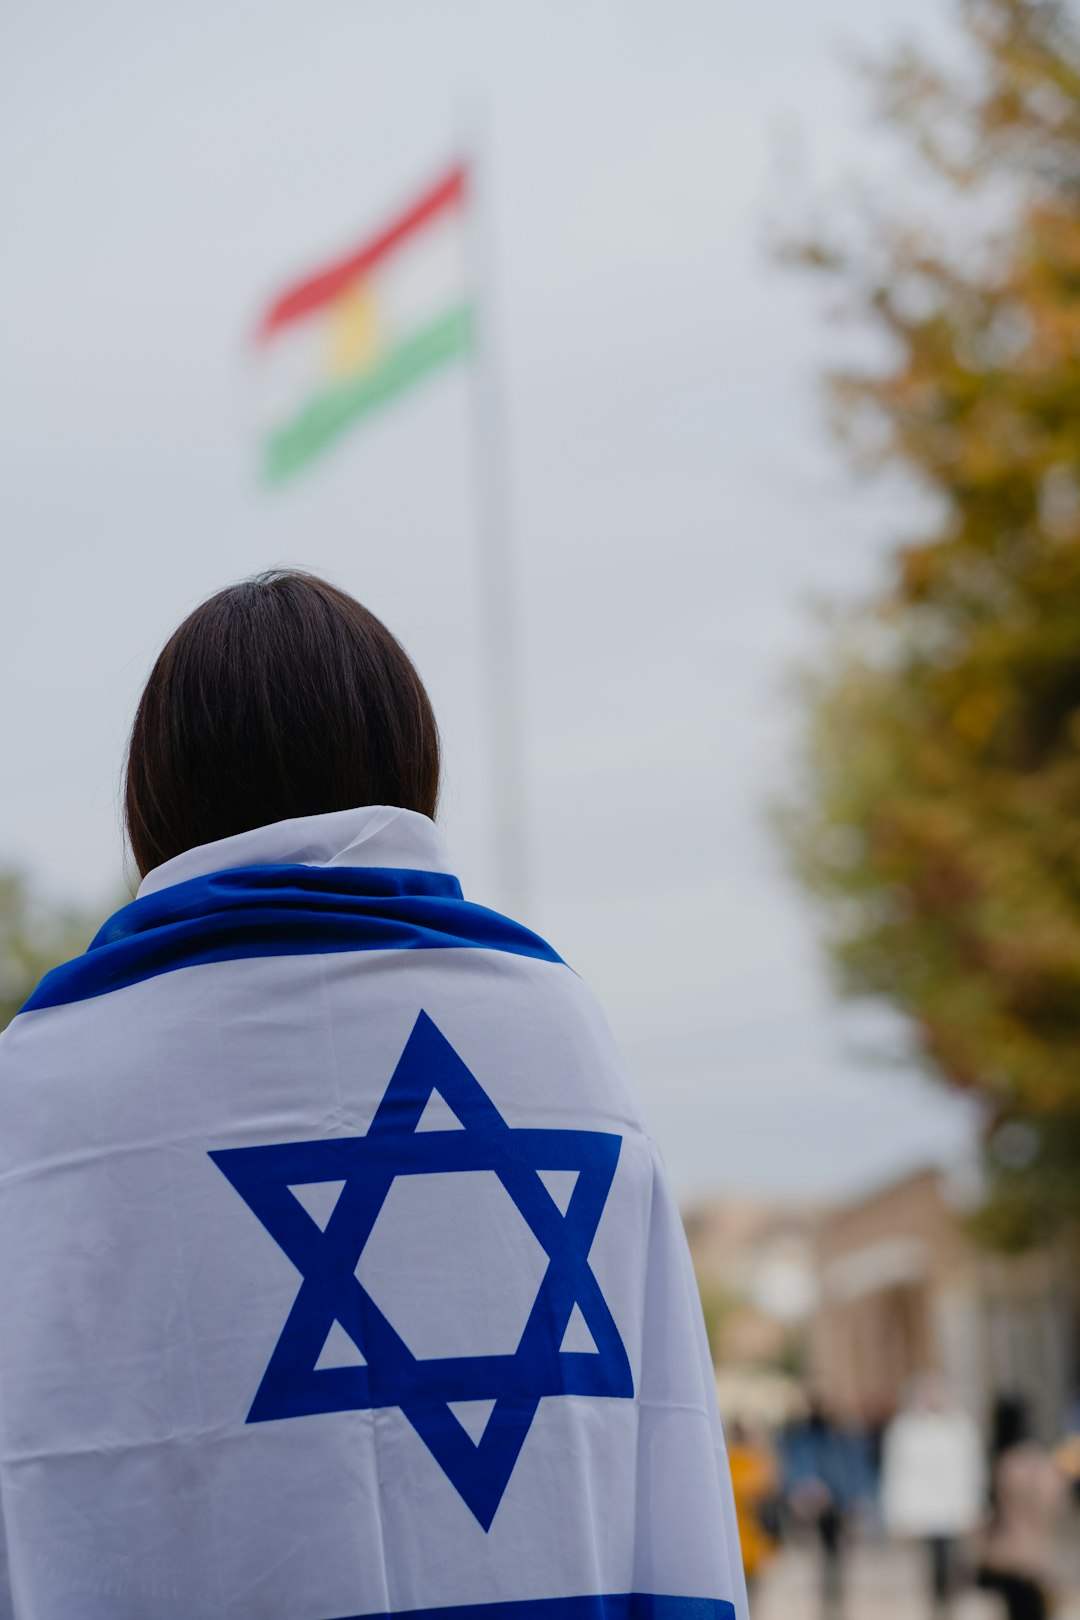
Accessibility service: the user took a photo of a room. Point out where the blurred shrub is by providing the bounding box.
[0,869,101,1032]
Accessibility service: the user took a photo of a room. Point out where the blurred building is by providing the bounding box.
[686,1167,1079,1440]
[809,1166,1076,1441]
[683,1198,818,1426]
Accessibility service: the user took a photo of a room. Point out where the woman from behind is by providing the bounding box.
[0,572,748,1620]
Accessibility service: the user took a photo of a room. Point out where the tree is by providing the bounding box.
[784,0,1080,1243]
[0,869,100,1033]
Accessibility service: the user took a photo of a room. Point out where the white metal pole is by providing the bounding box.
[463,119,529,920]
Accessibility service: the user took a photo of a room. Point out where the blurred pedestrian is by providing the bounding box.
[861,1393,895,1535]
[727,1419,779,1601]
[783,1395,867,1619]
[881,1372,984,1614]
[975,1396,1071,1620]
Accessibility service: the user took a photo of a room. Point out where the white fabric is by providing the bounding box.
[136,803,455,897]
[0,808,747,1620]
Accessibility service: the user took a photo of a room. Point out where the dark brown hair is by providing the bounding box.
[125,571,440,876]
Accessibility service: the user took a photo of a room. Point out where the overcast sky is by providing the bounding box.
[1,0,979,1201]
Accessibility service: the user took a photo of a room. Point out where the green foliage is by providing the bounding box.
[784,0,1080,1238]
[0,869,100,1033]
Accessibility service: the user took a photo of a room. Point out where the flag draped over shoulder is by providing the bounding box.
[0,807,748,1620]
[255,165,473,483]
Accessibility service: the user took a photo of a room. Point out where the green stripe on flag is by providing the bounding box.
[265,303,474,483]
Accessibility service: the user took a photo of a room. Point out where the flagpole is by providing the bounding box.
[463,120,529,920]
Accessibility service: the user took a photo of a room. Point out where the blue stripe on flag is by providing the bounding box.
[329,1598,737,1620]
[20,864,563,1014]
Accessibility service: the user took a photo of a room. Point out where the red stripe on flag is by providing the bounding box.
[256,163,468,341]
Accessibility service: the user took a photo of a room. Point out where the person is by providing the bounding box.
[782,1395,868,1619]
[860,1394,895,1530]
[726,1419,779,1601]
[0,572,749,1620]
[975,1395,1072,1620]
[881,1373,985,1614]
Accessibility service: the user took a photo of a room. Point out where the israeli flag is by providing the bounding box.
[0,807,747,1620]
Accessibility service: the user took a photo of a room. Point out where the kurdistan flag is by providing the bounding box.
[255,163,472,482]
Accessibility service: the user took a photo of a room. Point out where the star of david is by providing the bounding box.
[209,1010,633,1530]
